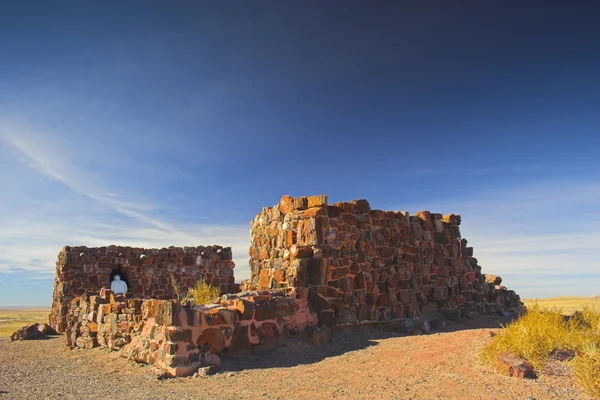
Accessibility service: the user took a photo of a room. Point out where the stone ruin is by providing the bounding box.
[51,194,522,377]
[50,245,235,332]
[243,194,522,323]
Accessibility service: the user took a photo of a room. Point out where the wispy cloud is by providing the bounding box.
[0,215,251,280]
[0,117,596,300]
[0,120,251,284]
[0,121,192,237]
[397,180,600,296]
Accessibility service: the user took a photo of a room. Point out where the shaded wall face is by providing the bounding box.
[50,245,235,332]
[248,195,521,326]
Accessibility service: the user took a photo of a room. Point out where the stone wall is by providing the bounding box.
[245,194,522,325]
[50,245,235,332]
[64,288,317,376]
[53,193,524,378]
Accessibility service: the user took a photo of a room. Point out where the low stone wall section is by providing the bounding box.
[51,244,235,332]
[64,288,317,376]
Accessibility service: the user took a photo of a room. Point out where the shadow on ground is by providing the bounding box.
[220,313,520,372]
[2,313,520,374]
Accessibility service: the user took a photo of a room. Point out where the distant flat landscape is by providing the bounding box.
[522,296,600,315]
[0,307,51,337]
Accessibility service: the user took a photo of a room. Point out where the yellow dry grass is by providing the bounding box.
[574,342,600,399]
[185,281,220,305]
[523,296,600,314]
[482,305,600,399]
[0,308,51,337]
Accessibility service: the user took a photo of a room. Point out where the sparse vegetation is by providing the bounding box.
[522,296,600,315]
[183,280,220,305]
[482,304,600,398]
[574,342,600,399]
[168,272,180,299]
[0,308,50,337]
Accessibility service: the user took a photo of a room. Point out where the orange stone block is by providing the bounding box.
[273,268,286,283]
[279,195,294,214]
[269,221,279,237]
[197,328,225,354]
[259,269,270,289]
[302,207,327,218]
[337,202,356,213]
[296,220,311,245]
[442,214,461,225]
[307,194,328,208]
[290,244,314,258]
[495,352,534,378]
[234,299,246,314]
[285,230,294,247]
[294,196,308,210]
[415,211,434,230]
[258,248,269,260]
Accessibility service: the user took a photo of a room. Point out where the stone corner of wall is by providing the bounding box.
[249,194,522,325]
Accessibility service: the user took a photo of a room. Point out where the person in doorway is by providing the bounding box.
[111,275,128,294]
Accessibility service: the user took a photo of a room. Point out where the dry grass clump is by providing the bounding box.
[168,272,181,299]
[482,304,600,398]
[184,281,221,305]
[574,342,600,399]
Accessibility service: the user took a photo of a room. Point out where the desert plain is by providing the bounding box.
[1,297,598,400]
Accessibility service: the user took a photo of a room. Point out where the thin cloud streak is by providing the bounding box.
[0,121,191,237]
[0,120,252,282]
[394,180,600,296]
[0,208,250,272]
[0,122,596,296]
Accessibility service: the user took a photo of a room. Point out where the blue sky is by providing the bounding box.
[0,2,598,306]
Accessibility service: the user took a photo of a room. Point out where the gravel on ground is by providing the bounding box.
[0,315,588,400]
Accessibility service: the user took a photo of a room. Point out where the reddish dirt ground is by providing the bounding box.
[0,315,589,400]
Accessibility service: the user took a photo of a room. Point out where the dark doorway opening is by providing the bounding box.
[109,266,129,287]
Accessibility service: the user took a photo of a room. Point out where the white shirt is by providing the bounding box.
[111,277,128,294]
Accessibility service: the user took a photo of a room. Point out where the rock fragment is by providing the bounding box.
[10,323,44,341]
[495,352,535,378]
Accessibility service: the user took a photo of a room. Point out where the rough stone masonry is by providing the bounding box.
[50,245,235,332]
[63,287,316,376]
[50,194,522,377]
[243,194,521,325]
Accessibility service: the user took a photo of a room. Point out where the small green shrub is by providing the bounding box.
[185,281,220,305]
